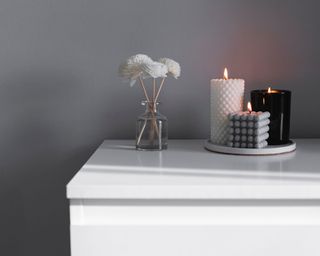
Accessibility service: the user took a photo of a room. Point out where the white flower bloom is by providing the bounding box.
[127,54,153,65]
[141,62,168,79]
[118,62,140,79]
[118,54,153,86]
[158,58,181,79]
[118,62,141,86]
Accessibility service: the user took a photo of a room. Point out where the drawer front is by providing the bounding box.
[70,199,320,256]
[71,225,320,256]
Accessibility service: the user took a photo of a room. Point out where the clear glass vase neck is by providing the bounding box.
[141,101,159,113]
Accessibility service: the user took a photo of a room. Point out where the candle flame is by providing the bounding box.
[223,68,228,80]
[268,87,271,93]
[247,101,252,113]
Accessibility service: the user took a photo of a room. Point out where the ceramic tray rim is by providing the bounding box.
[204,140,296,156]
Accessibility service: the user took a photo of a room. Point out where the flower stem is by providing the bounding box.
[136,103,159,147]
[154,77,166,102]
[139,75,150,102]
[153,78,156,102]
[136,120,147,145]
[136,77,161,148]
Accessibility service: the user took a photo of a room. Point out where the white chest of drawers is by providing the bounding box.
[67,139,320,256]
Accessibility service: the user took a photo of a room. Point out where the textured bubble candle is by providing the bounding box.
[210,68,245,145]
[227,102,270,148]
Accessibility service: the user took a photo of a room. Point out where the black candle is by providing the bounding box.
[251,88,291,145]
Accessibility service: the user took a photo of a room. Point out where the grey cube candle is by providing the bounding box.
[227,103,270,148]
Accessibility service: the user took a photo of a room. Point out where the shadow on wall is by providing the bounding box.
[0,68,100,256]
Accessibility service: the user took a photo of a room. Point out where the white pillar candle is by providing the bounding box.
[210,68,244,145]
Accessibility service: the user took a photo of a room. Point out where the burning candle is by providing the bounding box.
[210,68,245,145]
[251,87,291,145]
[227,102,270,148]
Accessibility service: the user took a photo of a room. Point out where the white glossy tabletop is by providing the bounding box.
[67,139,320,199]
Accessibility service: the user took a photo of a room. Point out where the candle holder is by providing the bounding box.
[205,99,296,155]
[204,139,296,155]
[251,89,291,145]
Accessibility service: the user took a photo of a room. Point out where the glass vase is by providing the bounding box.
[136,101,168,150]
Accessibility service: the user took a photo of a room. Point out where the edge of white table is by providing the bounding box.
[67,139,320,256]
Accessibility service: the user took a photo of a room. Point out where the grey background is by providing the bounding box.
[1,0,319,255]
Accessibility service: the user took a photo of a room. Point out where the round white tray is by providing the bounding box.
[204,140,296,155]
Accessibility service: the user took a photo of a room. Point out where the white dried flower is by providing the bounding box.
[158,58,181,79]
[118,54,153,86]
[141,61,168,79]
[127,54,153,65]
[118,62,140,86]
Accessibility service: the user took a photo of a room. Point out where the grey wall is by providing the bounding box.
[1,0,320,255]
